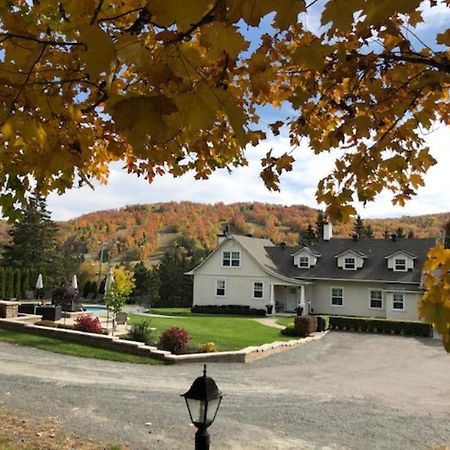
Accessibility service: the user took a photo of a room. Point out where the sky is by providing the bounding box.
[47,2,450,221]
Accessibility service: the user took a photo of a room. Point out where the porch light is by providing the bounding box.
[181,364,224,450]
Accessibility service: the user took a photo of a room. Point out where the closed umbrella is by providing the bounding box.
[35,274,43,289]
[72,274,78,290]
[105,268,114,295]
[35,273,44,301]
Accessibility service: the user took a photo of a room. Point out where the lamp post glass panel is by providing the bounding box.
[182,364,223,450]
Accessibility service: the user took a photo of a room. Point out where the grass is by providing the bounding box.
[276,316,295,327]
[0,329,164,365]
[129,313,291,351]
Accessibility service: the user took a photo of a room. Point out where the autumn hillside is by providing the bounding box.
[0,202,448,266]
[44,202,450,265]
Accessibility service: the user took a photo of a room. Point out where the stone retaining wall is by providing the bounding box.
[0,318,328,364]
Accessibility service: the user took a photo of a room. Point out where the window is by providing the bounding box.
[299,256,309,268]
[223,251,240,267]
[331,287,343,306]
[394,258,406,271]
[253,282,263,298]
[392,293,405,310]
[216,280,226,297]
[370,290,383,309]
[344,257,356,270]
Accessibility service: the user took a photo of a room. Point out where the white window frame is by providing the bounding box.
[344,257,356,270]
[215,279,226,297]
[222,250,240,268]
[330,287,344,307]
[369,289,383,309]
[298,256,310,268]
[394,258,407,272]
[392,293,405,311]
[253,281,264,299]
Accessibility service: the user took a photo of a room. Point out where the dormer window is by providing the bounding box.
[299,256,309,268]
[394,258,406,271]
[344,257,356,270]
[223,250,240,267]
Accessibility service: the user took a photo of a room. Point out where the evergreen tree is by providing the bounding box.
[147,266,160,308]
[0,268,5,299]
[22,268,30,296]
[5,267,14,299]
[132,261,152,299]
[304,224,317,246]
[352,215,365,238]
[14,268,21,299]
[3,195,64,286]
[407,230,415,239]
[364,225,374,238]
[383,228,390,239]
[315,210,326,241]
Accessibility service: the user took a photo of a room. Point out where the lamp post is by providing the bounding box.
[181,364,224,450]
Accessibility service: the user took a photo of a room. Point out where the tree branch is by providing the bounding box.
[91,0,105,25]
[0,33,82,47]
[382,53,450,74]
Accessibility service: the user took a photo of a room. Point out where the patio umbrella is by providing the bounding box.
[71,274,78,290]
[105,268,114,295]
[35,273,43,289]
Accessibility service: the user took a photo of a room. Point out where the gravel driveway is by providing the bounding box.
[0,332,449,449]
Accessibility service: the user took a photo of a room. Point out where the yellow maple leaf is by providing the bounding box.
[80,25,116,81]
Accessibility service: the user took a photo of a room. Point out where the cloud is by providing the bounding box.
[47,124,450,221]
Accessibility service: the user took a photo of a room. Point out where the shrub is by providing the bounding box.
[158,327,191,354]
[52,285,80,312]
[191,305,266,316]
[75,314,103,334]
[281,323,296,336]
[128,320,153,345]
[294,315,317,337]
[197,342,219,353]
[328,316,432,337]
[316,315,330,332]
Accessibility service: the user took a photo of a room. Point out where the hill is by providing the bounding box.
[1,202,449,267]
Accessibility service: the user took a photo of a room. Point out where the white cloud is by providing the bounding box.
[47,125,450,221]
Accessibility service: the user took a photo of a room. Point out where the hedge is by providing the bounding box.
[191,305,266,316]
[329,316,432,337]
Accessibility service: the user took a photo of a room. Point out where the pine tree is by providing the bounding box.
[444,220,450,249]
[315,210,326,241]
[383,228,390,239]
[3,194,63,286]
[14,268,21,299]
[364,225,374,238]
[304,224,317,246]
[352,215,365,238]
[0,268,5,299]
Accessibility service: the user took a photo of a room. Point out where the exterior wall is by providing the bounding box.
[307,280,421,321]
[336,252,365,269]
[193,239,296,308]
[386,254,414,271]
[274,285,300,312]
[385,292,422,321]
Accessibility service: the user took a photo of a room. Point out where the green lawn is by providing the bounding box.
[129,313,291,351]
[0,329,164,365]
[276,316,295,327]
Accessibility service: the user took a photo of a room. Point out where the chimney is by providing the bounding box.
[323,222,332,241]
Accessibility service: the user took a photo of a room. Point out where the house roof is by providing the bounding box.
[334,249,367,259]
[265,237,436,285]
[384,249,417,259]
[291,246,321,257]
[188,234,436,288]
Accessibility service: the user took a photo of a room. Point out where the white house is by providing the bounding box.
[187,226,436,321]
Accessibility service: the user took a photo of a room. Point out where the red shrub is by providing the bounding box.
[294,315,318,337]
[75,314,103,334]
[158,327,191,354]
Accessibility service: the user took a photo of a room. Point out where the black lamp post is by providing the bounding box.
[181,364,224,450]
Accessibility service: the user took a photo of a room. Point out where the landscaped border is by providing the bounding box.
[0,318,328,364]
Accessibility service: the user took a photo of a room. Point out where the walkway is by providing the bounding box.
[254,316,286,330]
[0,333,449,449]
